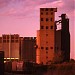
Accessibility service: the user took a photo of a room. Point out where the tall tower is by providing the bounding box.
[36,8,57,65]
[55,14,70,63]
[61,14,70,61]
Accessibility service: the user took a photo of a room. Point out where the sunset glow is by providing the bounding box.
[0,0,74,59]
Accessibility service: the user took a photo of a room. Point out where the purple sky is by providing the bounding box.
[0,0,75,59]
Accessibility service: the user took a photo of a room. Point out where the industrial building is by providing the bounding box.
[36,8,57,65]
[0,8,70,65]
[36,8,70,65]
[0,34,20,61]
[0,34,36,62]
[20,37,36,62]
[55,14,70,62]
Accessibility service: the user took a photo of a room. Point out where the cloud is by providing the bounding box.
[35,0,63,9]
[0,0,11,8]
[0,0,74,19]
[0,0,59,8]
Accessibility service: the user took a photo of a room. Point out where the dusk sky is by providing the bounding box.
[0,0,74,59]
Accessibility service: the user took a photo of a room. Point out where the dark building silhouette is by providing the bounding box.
[55,14,70,62]
[20,37,36,62]
[61,14,70,61]
[0,51,4,75]
[55,30,61,53]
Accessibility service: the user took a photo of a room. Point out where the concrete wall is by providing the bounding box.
[0,34,20,58]
[21,37,36,62]
[36,8,57,65]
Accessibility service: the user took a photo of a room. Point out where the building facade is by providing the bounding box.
[21,37,36,62]
[0,34,20,60]
[55,14,70,62]
[36,8,57,65]
[0,34,36,62]
[61,14,70,61]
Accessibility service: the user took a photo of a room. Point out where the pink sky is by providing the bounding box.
[0,0,75,59]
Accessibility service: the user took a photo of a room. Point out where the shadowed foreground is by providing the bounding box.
[4,62,75,75]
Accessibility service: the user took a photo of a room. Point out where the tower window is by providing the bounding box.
[15,40,18,43]
[46,47,48,50]
[41,18,43,21]
[46,18,48,21]
[3,36,6,39]
[41,12,43,15]
[51,12,53,15]
[45,8,48,11]
[50,47,53,49]
[46,56,48,59]
[50,26,53,29]
[46,12,48,15]
[11,35,14,39]
[3,40,6,43]
[7,40,9,43]
[41,8,44,11]
[50,18,53,21]
[11,40,14,43]
[46,26,48,29]
[46,41,48,43]
[50,8,53,11]
[41,26,44,29]
[41,47,44,49]
[7,36,9,39]
[15,36,18,39]
[46,34,48,36]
